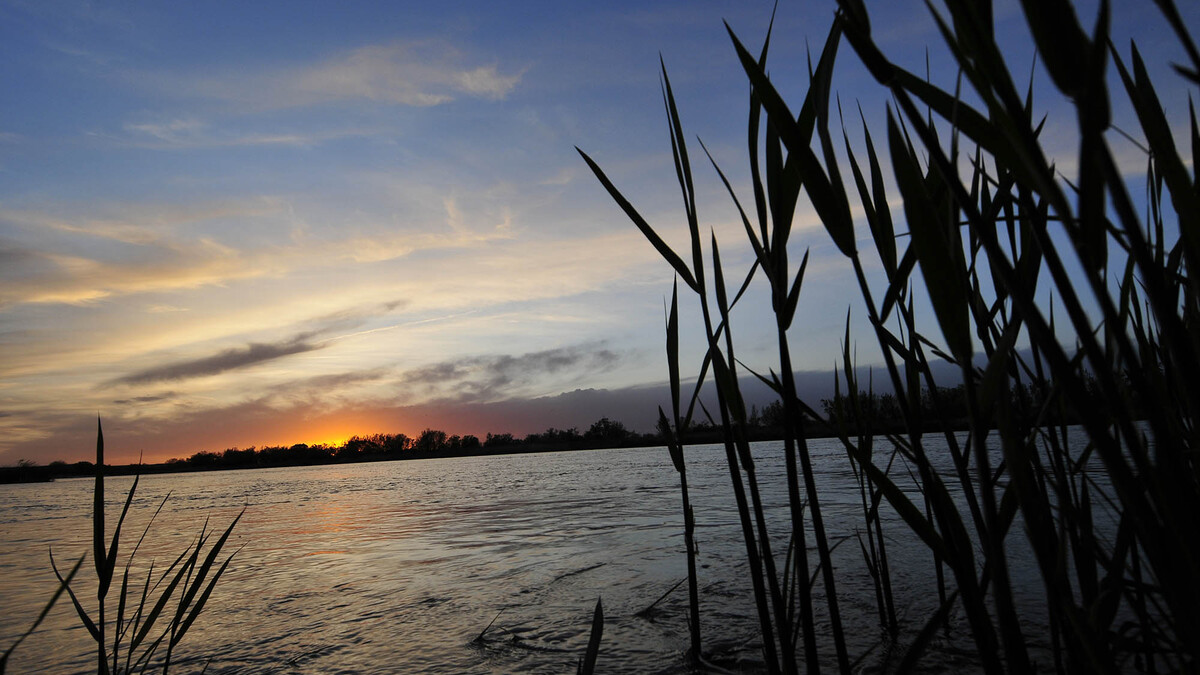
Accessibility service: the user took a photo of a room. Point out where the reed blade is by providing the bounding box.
[575,148,698,292]
[577,598,603,675]
[1,555,84,674]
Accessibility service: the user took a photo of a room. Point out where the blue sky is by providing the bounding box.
[0,0,1194,463]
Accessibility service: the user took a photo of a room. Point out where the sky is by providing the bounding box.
[1,0,1194,464]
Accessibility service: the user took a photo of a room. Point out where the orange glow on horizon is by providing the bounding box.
[291,412,419,450]
[312,434,352,448]
[87,406,486,466]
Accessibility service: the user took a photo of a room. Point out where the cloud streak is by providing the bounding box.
[135,40,524,112]
[118,118,373,150]
[105,300,407,387]
[112,392,178,405]
[111,337,325,385]
[289,42,522,106]
[0,241,253,307]
[399,345,621,403]
[0,194,521,309]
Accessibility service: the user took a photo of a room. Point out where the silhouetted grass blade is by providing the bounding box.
[577,598,603,675]
[1,555,84,675]
[886,110,972,362]
[172,544,243,647]
[94,418,105,585]
[101,473,139,601]
[1017,0,1091,97]
[575,148,698,292]
[50,548,101,642]
[895,590,959,675]
[783,249,808,329]
[1112,43,1200,255]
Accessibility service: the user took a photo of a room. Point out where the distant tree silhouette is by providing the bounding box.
[334,440,363,462]
[524,426,583,445]
[188,450,221,467]
[381,433,410,454]
[585,417,629,442]
[222,447,257,466]
[760,400,786,428]
[484,432,517,448]
[414,428,448,452]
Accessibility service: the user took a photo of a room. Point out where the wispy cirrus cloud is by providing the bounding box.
[1,199,284,246]
[289,41,522,105]
[0,234,251,307]
[116,118,375,150]
[0,194,517,308]
[135,40,523,112]
[89,40,523,150]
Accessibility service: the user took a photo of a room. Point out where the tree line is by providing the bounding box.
[158,416,664,471]
[0,416,652,480]
[6,380,1117,481]
[811,374,1139,437]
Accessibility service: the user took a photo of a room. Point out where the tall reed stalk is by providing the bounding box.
[581,0,1199,671]
[658,280,702,661]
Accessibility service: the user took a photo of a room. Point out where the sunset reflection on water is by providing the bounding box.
[0,439,1049,673]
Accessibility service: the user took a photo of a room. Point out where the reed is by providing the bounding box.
[658,280,703,661]
[0,556,83,675]
[576,598,604,675]
[43,419,243,674]
[580,0,1199,672]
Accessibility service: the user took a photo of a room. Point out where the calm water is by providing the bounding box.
[0,438,1062,673]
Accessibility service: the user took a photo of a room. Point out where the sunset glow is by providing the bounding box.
[0,0,1192,465]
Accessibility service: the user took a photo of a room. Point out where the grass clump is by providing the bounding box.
[7,419,243,674]
[580,0,1199,672]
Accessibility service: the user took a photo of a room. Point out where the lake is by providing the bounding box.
[1,438,1054,673]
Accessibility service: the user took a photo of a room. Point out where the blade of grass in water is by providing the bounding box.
[0,555,84,675]
[576,598,603,675]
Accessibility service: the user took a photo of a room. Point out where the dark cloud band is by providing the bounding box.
[399,345,620,403]
[112,339,323,385]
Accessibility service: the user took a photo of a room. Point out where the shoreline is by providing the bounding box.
[0,420,984,484]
